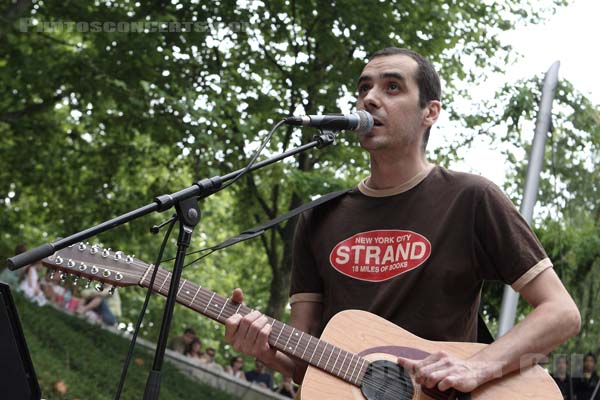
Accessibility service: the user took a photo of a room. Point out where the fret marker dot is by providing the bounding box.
[186,291,190,295]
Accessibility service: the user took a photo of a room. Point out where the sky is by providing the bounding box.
[435,0,600,186]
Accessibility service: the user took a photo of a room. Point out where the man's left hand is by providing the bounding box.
[397,351,495,393]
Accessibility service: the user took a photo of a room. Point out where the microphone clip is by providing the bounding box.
[313,129,337,148]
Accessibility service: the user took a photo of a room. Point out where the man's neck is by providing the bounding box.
[367,151,431,190]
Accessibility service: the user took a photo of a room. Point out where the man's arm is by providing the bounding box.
[398,268,581,392]
[224,288,323,384]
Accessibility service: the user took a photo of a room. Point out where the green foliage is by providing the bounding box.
[477,74,600,349]
[15,293,234,400]
[0,0,581,356]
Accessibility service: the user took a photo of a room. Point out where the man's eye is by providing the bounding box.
[358,85,370,94]
[389,83,399,90]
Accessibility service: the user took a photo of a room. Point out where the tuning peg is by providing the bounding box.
[72,276,79,286]
[90,244,100,255]
[102,248,111,258]
[60,272,68,283]
[84,279,92,289]
[55,256,63,265]
[78,242,87,251]
[126,255,135,264]
[49,269,56,280]
[108,286,116,296]
[95,282,105,292]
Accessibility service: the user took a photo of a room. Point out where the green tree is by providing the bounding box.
[477,77,600,350]
[0,0,570,332]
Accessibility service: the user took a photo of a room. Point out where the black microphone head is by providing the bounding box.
[354,110,374,135]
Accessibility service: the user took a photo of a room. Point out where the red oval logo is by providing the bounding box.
[329,230,431,282]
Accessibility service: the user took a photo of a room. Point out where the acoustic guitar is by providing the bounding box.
[41,243,562,399]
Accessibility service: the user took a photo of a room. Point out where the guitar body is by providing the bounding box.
[300,310,561,400]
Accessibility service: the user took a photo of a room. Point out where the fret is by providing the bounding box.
[308,339,319,363]
[140,264,153,285]
[273,320,284,346]
[301,336,311,360]
[348,354,356,382]
[176,279,187,296]
[346,354,356,382]
[338,352,348,379]
[331,347,342,374]
[158,272,170,293]
[283,328,294,353]
[355,359,368,385]
[216,297,229,321]
[317,343,328,368]
[324,342,334,371]
[349,355,359,384]
[293,331,304,355]
[222,299,237,320]
[190,286,201,306]
[235,303,241,315]
[203,292,216,314]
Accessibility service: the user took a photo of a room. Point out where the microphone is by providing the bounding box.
[284,110,373,135]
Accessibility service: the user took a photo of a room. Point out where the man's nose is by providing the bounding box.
[362,87,381,110]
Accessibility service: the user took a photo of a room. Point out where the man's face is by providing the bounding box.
[584,355,596,372]
[183,332,195,344]
[356,54,432,153]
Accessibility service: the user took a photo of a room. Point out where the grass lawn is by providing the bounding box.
[14,293,235,400]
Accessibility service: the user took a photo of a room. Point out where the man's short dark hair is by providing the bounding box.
[184,327,196,335]
[369,47,441,151]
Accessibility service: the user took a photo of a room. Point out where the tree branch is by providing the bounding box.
[246,174,276,219]
[0,93,65,122]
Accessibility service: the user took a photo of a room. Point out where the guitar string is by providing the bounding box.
[144,267,370,382]
[123,262,417,399]
[167,284,418,400]
[145,271,412,398]
[60,257,418,399]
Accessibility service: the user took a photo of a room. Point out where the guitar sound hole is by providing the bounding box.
[361,360,413,400]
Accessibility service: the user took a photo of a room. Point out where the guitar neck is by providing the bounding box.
[139,266,368,387]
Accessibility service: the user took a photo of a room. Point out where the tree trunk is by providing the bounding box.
[265,212,300,320]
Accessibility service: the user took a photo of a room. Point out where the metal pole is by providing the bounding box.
[497,61,561,337]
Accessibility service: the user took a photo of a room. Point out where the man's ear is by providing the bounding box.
[423,100,441,128]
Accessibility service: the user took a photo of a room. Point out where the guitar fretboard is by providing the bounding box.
[140,266,369,387]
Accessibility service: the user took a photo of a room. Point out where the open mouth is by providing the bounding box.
[373,118,384,127]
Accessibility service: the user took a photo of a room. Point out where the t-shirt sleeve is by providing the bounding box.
[289,212,324,302]
[474,182,552,291]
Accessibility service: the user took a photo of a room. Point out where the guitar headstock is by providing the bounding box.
[41,242,150,291]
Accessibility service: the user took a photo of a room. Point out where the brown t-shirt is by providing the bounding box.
[290,166,551,342]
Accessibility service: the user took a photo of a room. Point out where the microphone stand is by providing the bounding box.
[7,129,337,400]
